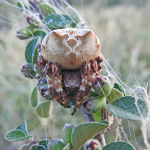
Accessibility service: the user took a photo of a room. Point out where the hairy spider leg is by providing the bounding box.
[71,60,98,115]
[45,62,71,108]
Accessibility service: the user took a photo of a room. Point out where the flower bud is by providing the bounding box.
[62,123,74,145]
[40,85,52,100]
[93,75,112,97]
[26,13,43,28]
[84,97,106,114]
[16,26,34,40]
[84,139,101,150]
[48,139,65,150]
[20,63,36,79]
[20,144,30,150]
[36,78,47,90]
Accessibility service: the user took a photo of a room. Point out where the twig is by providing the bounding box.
[80,105,95,121]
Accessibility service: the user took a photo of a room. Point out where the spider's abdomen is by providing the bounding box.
[41,28,101,69]
[62,69,81,97]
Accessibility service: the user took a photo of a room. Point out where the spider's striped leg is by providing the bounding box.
[72,61,91,115]
[45,62,71,108]
[72,59,100,115]
[51,63,71,108]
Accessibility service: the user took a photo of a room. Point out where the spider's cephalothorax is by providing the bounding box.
[37,28,103,115]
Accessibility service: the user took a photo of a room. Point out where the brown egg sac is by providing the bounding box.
[37,28,102,115]
[41,28,101,69]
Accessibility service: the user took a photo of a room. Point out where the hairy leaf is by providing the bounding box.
[107,88,123,104]
[33,30,46,40]
[4,129,32,141]
[39,3,56,17]
[17,1,25,12]
[30,86,38,107]
[39,139,49,149]
[31,145,46,150]
[25,36,41,66]
[16,120,28,136]
[105,96,148,120]
[36,101,50,118]
[71,122,108,149]
[44,14,72,29]
[103,142,136,150]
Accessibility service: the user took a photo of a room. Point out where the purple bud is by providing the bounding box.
[40,85,52,100]
[26,13,43,28]
[36,78,47,90]
[16,26,34,40]
[93,75,112,97]
[34,61,44,74]
[83,97,106,114]
[20,63,36,79]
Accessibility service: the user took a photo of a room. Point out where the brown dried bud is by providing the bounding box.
[84,139,101,150]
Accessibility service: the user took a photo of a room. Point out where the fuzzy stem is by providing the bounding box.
[80,106,106,147]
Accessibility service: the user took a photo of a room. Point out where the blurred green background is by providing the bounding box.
[0,0,150,149]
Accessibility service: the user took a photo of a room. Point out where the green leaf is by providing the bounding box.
[107,88,123,104]
[93,111,101,122]
[48,139,65,150]
[105,96,148,120]
[17,1,25,12]
[36,101,50,118]
[66,6,81,23]
[30,86,38,107]
[16,120,28,136]
[114,83,125,95]
[63,143,70,150]
[71,122,108,149]
[44,14,72,29]
[39,139,49,149]
[20,144,30,150]
[33,30,46,40]
[4,129,32,142]
[31,145,46,150]
[103,142,136,150]
[25,36,41,66]
[99,121,108,126]
[39,3,56,17]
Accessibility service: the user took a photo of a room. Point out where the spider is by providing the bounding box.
[37,28,103,115]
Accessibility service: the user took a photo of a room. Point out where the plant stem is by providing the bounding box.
[80,106,106,147]
[80,105,95,121]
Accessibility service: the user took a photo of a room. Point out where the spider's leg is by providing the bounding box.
[51,63,71,108]
[45,62,70,108]
[72,61,92,115]
[45,62,55,98]
[95,56,103,71]
[72,59,100,115]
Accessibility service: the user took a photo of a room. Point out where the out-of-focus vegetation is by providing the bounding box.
[0,0,150,150]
